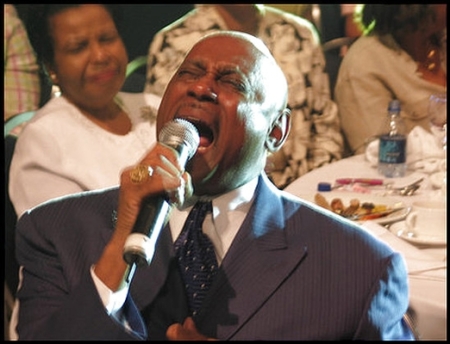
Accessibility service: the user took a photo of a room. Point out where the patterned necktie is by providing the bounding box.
[174,201,218,317]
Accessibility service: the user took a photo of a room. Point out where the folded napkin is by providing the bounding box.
[365,126,446,173]
[361,220,446,280]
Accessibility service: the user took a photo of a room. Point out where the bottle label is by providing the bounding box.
[379,135,406,163]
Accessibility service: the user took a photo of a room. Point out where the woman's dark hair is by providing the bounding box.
[25,4,124,68]
[357,5,437,36]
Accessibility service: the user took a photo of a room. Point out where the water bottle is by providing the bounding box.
[378,99,407,178]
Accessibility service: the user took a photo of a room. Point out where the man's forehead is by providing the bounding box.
[198,32,274,59]
[183,55,255,74]
[185,36,262,70]
[195,34,262,55]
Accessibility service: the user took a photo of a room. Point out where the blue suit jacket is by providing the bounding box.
[14,174,413,340]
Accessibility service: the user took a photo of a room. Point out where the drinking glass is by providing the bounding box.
[428,93,447,196]
[428,93,447,152]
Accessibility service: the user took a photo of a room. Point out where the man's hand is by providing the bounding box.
[94,143,188,291]
[166,317,217,341]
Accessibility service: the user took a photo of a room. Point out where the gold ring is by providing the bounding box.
[130,164,154,184]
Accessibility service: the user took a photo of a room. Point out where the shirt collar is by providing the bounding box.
[170,177,258,240]
[211,177,258,214]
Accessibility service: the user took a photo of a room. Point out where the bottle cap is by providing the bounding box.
[317,182,332,192]
[388,99,401,112]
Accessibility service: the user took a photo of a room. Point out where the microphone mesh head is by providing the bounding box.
[158,119,200,159]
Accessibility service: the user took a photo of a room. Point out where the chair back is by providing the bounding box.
[4,111,36,137]
[322,36,357,100]
[122,55,147,93]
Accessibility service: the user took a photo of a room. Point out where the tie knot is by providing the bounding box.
[192,201,212,220]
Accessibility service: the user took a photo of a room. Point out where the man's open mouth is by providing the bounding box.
[185,118,214,148]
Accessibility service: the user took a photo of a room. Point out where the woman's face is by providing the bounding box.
[48,5,128,110]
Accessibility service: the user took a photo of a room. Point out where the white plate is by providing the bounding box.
[430,171,446,189]
[300,191,409,225]
[389,221,447,246]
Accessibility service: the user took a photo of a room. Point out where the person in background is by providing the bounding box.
[341,4,363,42]
[317,4,363,104]
[268,4,362,45]
[335,4,447,155]
[8,4,161,218]
[4,4,41,134]
[11,30,413,341]
[145,4,343,189]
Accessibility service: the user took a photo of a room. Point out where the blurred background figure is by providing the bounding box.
[335,4,447,155]
[144,4,343,189]
[4,5,43,335]
[340,4,363,44]
[314,4,363,101]
[4,4,41,135]
[269,4,363,103]
[9,4,161,219]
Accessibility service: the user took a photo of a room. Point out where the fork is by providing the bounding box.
[384,178,424,196]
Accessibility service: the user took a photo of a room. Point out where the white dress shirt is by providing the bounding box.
[169,177,258,265]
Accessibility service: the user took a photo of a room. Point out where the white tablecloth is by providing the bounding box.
[284,154,446,340]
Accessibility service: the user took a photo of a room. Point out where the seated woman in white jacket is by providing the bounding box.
[9,5,161,218]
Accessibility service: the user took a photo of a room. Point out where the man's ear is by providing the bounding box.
[265,108,291,153]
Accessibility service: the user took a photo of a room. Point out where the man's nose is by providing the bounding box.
[188,77,218,102]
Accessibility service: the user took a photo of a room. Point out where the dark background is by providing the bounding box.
[119,4,194,61]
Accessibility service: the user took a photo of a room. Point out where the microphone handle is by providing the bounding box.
[122,142,190,269]
[123,196,172,267]
[122,118,199,282]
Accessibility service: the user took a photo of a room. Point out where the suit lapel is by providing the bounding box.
[196,175,307,338]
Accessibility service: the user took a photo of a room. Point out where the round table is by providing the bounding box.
[284,154,446,340]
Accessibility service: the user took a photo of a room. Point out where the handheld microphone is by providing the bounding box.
[122,119,199,278]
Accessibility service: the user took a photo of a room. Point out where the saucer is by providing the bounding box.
[389,221,446,246]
